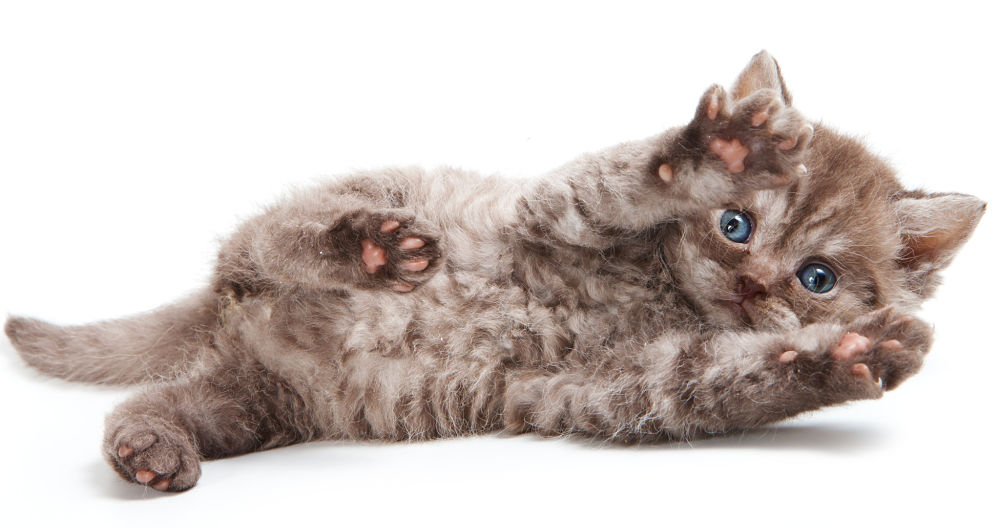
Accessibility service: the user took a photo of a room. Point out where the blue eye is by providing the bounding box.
[797,263,837,293]
[720,210,753,243]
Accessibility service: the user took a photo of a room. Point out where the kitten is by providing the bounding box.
[4,51,984,492]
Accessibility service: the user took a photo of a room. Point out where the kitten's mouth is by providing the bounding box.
[718,299,755,325]
[718,278,768,326]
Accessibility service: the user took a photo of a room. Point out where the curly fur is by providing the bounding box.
[4,51,985,491]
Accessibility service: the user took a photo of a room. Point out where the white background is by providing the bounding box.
[1,1,997,526]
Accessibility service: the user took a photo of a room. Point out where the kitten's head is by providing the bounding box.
[667,52,985,330]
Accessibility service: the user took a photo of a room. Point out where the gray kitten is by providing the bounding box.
[5,52,984,492]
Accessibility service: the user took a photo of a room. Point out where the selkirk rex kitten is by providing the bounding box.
[5,52,985,492]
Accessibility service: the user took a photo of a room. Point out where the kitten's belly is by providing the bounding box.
[226,235,662,438]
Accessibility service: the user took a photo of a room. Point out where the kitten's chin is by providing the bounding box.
[720,300,753,326]
[703,300,753,329]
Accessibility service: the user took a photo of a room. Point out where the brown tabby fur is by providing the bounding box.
[4,52,985,491]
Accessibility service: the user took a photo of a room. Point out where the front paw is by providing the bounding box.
[837,307,933,390]
[778,307,932,399]
[667,85,813,192]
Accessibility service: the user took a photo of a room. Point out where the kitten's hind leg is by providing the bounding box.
[333,210,442,293]
[104,358,321,491]
[218,197,443,296]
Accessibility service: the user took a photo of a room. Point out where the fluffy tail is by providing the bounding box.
[5,288,219,385]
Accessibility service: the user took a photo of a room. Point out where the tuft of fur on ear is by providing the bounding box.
[732,50,792,104]
[893,192,986,297]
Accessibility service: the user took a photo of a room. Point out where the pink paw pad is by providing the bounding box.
[110,427,199,491]
[879,339,903,351]
[706,89,720,121]
[850,363,873,379]
[356,217,436,292]
[361,239,388,274]
[361,238,429,277]
[658,163,674,183]
[403,258,429,272]
[833,332,870,360]
[751,108,770,127]
[778,350,798,363]
[399,237,425,250]
[709,137,749,173]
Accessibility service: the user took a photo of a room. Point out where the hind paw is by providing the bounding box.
[345,212,441,292]
[105,416,201,492]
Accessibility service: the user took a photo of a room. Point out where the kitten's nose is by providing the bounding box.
[735,275,767,303]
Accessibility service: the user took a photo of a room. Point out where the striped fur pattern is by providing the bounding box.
[4,52,985,491]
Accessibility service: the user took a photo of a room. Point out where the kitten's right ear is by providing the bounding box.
[893,192,986,297]
[732,50,792,104]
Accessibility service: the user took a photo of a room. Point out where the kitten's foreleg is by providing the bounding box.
[504,308,931,440]
[518,86,812,248]
[665,309,932,435]
[104,359,320,491]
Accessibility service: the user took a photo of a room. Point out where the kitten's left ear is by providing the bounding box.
[894,192,986,295]
[732,50,792,104]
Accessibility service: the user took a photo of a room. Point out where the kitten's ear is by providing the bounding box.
[732,50,792,104]
[894,193,986,295]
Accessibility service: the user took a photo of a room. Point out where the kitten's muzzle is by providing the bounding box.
[734,275,767,306]
[723,276,768,323]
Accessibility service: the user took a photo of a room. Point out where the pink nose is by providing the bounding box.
[735,275,767,304]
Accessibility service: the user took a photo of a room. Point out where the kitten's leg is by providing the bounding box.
[104,359,320,491]
[321,209,443,293]
[668,307,932,434]
[520,86,813,247]
[505,308,931,439]
[217,192,442,296]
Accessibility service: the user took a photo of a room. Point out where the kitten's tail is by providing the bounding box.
[4,288,219,385]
